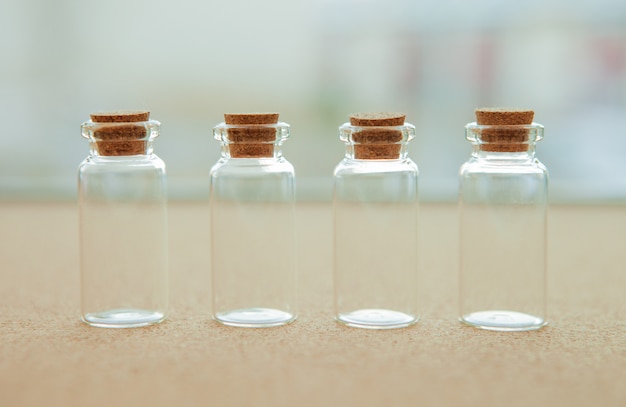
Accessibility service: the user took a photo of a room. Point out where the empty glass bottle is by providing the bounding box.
[333,113,419,329]
[210,113,296,327]
[459,108,547,331]
[79,111,168,328]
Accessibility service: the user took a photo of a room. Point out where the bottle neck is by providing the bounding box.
[339,122,415,160]
[214,122,290,159]
[465,121,543,161]
[471,144,537,161]
[220,144,284,160]
[88,140,155,158]
[342,144,409,161]
[81,120,160,157]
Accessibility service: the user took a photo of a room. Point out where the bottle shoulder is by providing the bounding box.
[79,154,165,173]
[334,158,418,177]
[459,156,547,176]
[210,157,295,177]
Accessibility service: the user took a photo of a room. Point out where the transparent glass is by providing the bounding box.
[78,120,168,328]
[333,122,419,329]
[210,122,296,327]
[459,123,547,331]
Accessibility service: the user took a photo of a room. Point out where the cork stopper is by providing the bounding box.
[90,111,150,156]
[91,111,150,123]
[224,113,279,158]
[475,108,534,152]
[349,112,406,159]
[350,112,406,127]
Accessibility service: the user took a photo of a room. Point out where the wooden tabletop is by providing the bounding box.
[1,203,625,407]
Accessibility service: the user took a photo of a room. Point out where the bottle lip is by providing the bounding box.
[81,119,161,142]
[465,121,544,130]
[339,122,416,144]
[81,120,160,156]
[338,122,416,160]
[465,121,544,146]
[213,121,291,144]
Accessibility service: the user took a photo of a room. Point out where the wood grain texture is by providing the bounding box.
[1,203,626,407]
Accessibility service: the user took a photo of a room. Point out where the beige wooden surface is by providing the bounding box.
[1,203,626,407]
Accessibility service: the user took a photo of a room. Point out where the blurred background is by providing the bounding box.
[1,0,625,203]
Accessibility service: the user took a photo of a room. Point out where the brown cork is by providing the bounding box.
[91,111,150,123]
[90,111,150,156]
[475,108,534,152]
[224,113,278,158]
[224,113,279,125]
[349,113,405,159]
[350,112,406,127]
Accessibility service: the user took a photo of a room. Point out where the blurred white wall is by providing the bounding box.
[1,0,625,202]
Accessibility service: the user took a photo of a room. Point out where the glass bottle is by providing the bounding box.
[210,113,296,327]
[79,111,168,328]
[333,113,419,329]
[459,108,547,331]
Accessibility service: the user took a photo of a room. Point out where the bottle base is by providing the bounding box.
[214,308,296,328]
[461,310,546,331]
[336,309,418,330]
[82,308,166,328]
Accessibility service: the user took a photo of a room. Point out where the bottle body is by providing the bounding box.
[79,115,168,328]
[79,154,168,328]
[333,159,419,329]
[333,115,418,329]
[210,158,296,326]
[459,122,547,331]
[210,117,296,327]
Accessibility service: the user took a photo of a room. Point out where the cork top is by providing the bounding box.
[349,112,406,127]
[90,110,150,123]
[85,111,153,156]
[472,108,535,153]
[475,108,534,126]
[345,112,408,160]
[224,113,279,125]
[221,113,281,158]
